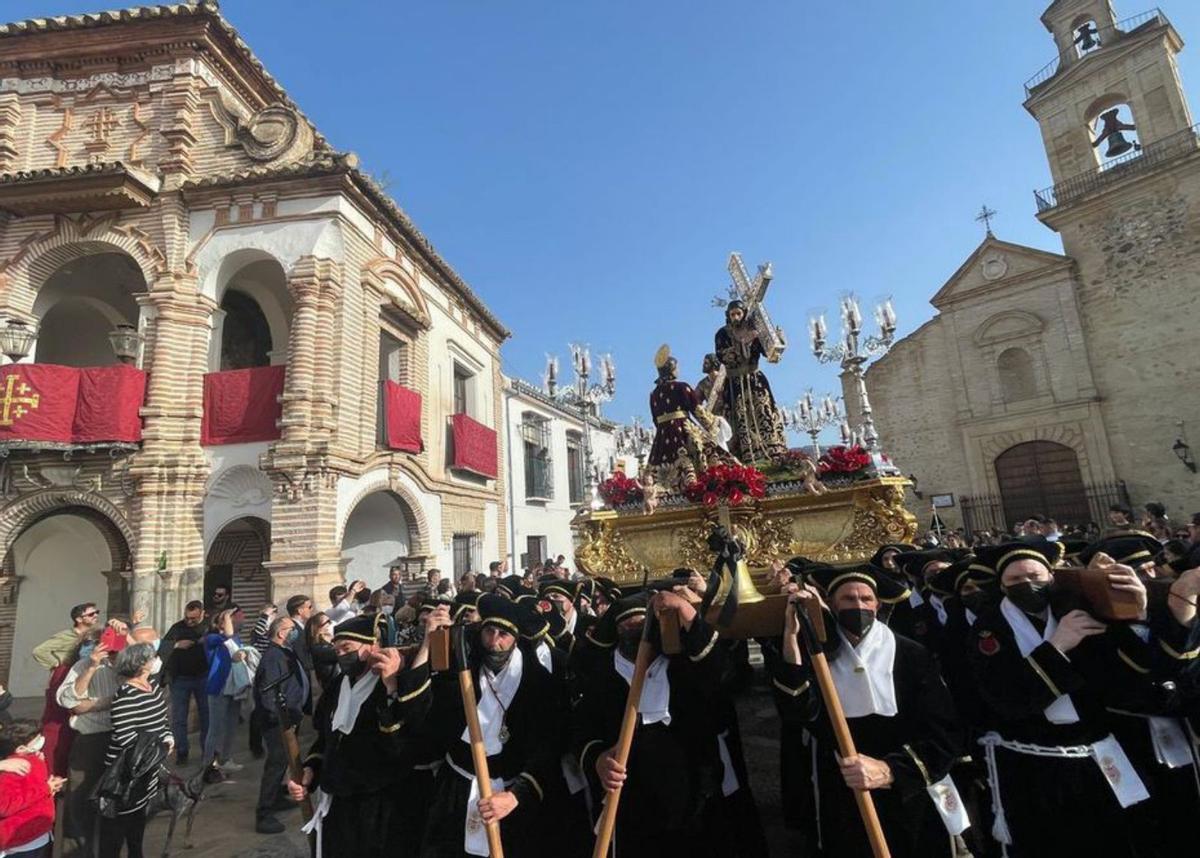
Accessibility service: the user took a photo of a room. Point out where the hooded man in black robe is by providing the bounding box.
[771,562,963,858]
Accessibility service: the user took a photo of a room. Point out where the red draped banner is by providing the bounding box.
[201,365,285,446]
[383,381,423,453]
[451,412,498,478]
[0,363,145,445]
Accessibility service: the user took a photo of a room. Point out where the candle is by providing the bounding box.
[840,421,851,444]
[844,296,862,330]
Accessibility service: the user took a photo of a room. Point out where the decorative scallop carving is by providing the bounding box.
[236,103,312,163]
[208,465,273,510]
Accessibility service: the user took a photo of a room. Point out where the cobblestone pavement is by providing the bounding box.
[26,669,807,857]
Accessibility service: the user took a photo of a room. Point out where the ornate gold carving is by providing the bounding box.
[826,484,917,562]
[575,518,641,581]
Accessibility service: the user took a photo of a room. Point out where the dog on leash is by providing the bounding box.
[147,758,226,856]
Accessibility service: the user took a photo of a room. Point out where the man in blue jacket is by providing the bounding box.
[252,616,310,834]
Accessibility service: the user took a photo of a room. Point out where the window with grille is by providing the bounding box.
[521,413,553,500]
[452,533,479,576]
[566,431,585,504]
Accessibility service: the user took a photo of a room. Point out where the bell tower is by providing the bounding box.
[1024,1,1192,199]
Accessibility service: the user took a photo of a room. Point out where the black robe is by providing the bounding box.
[713,323,786,462]
[965,599,1158,857]
[771,627,960,858]
[572,616,726,858]
[304,664,434,858]
[420,636,563,858]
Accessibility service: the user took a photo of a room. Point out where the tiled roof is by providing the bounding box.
[0,160,158,188]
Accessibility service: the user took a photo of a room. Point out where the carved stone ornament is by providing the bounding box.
[236,103,312,163]
[826,484,915,561]
[980,253,1009,282]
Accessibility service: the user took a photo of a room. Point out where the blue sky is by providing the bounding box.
[10,1,1200,442]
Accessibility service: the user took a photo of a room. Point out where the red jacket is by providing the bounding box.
[0,753,54,850]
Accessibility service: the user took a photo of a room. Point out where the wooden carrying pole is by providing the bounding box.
[591,611,655,858]
[453,631,506,858]
[801,598,892,858]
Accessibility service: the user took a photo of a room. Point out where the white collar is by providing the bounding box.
[535,640,554,673]
[564,610,577,635]
[614,650,671,725]
[829,621,898,717]
[463,647,523,754]
[999,598,1080,724]
[331,671,379,735]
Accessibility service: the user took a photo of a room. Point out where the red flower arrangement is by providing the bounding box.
[598,472,645,506]
[683,464,768,507]
[778,448,813,470]
[818,444,871,475]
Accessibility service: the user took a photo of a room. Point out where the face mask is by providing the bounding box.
[147,639,161,653]
[337,651,365,676]
[482,648,513,673]
[617,628,642,660]
[286,627,300,645]
[381,605,394,616]
[1004,581,1050,615]
[960,590,989,615]
[148,657,163,675]
[837,608,875,638]
[79,641,96,660]
[21,735,44,754]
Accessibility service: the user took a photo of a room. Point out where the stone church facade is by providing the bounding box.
[0,3,508,694]
[861,0,1200,533]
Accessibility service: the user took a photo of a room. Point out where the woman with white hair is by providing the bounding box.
[99,641,172,858]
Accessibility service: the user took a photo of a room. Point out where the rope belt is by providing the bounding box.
[654,410,686,425]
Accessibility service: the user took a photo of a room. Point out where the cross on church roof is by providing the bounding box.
[975,205,998,236]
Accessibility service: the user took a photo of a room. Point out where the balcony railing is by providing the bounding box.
[1024,9,1169,96]
[1034,121,1200,212]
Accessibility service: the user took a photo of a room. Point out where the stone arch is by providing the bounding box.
[336,474,430,557]
[0,489,134,570]
[994,441,1089,528]
[192,218,345,303]
[205,464,274,552]
[0,215,168,311]
[363,257,432,329]
[974,310,1045,346]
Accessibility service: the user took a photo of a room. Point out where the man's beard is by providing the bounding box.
[483,647,514,673]
[617,628,642,660]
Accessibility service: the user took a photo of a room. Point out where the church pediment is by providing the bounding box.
[930,237,1072,309]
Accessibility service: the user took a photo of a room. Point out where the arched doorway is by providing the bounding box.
[205,517,271,626]
[995,441,1089,527]
[33,252,145,366]
[6,509,130,696]
[341,491,413,590]
[210,256,292,371]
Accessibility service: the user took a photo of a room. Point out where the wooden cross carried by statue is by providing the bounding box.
[719,252,788,363]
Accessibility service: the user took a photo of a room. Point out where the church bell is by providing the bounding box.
[711,558,766,608]
[1103,131,1136,158]
[1075,24,1100,52]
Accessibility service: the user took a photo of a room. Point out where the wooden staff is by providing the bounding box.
[591,592,655,858]
[454,625,505,858]
[798,597,892,858]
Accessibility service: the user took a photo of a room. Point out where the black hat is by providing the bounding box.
[585,592,649,649]
[927,556,996,597]
[331,614,377,645]
[574,578,595,606]
[519,601,563,641]
[894,549,964,582]
[869,543,918,569]
[1077,531,1161,567]
[538,575,575,602]
[497,575,536,603]
[476,593,526,637]
[975,538,1065,577]
[452,590,481,621]
[1061,539,1090,564]
[802,563,909,604]
[419,595,455,615]
[593,577,622,603]
[784,556,835,583]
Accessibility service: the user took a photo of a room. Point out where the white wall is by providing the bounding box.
[340,491,412,589]
[9,515,113,697]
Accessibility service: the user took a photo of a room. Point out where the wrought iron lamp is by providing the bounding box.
[544,344,616,509]
[108,324,143,365]
[0,318,36,364]
[1173,438,1196,473]
[614,416,653,470]
[782,391,841,458]
[810,295,896,461]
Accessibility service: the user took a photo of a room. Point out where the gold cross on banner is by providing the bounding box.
[0,374,40,427]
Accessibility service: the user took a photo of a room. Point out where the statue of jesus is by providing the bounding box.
[715,300,788,463]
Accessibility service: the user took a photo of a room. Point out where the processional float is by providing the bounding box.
[576,252,914,858]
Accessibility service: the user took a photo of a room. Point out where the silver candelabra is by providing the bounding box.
[614,416,653,472]
[544,344,616,509]
[810,295,896,454]
[782,391,842,459]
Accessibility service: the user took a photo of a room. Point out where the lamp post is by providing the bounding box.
[811,296,898,470]
[545,344,616,509]
[614,416,653,473]
[781,391,841,459]
[1174,422,1196,473]
[0,318,36,364]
